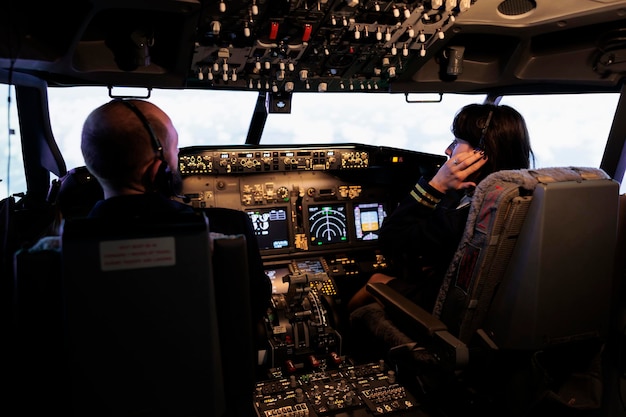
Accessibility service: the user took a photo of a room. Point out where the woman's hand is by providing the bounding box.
[429,150,487,193]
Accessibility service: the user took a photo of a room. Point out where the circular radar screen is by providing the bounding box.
[307,204,348,246]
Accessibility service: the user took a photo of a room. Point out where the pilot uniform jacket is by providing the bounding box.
[378,177,471,313]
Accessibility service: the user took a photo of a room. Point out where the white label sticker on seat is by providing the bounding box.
[99,237,176,271]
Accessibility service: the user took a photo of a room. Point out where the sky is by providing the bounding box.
[0,86,622,199]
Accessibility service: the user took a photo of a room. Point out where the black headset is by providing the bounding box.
[118,99,181,199]
[477,109,494,151]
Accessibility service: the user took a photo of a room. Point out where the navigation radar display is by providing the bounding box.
[307,203,348,246]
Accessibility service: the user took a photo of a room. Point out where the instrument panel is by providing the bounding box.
[179,143,445,258]
[179,143,445,415]
[180,145,370,175]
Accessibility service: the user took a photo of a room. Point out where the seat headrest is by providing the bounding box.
[53,166,103,219]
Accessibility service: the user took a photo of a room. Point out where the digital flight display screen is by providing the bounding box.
[353,202,387,241]
[246,207,290,250]
[306,203,348,247]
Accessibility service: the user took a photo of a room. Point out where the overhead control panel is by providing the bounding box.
[190,0,475,93]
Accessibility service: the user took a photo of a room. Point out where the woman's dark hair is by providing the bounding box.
[452,103,535,183]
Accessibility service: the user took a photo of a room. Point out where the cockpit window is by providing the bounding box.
[500,94,619,169]
[0,86,621,200]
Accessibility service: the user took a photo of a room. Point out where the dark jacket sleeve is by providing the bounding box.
[379,177,468,282]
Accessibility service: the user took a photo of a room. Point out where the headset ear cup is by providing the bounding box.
[153,159,174,197]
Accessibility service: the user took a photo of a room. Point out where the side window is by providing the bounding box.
[501,94,624,193]
[0,84,24,200]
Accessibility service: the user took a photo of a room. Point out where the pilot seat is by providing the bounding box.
[350,166,619,416]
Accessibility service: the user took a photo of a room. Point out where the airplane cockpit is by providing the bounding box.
[2,1,626,417]
[181,142,445,352]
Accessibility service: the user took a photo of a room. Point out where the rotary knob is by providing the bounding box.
[276,186,289,200]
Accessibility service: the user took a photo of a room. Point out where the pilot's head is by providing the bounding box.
[81,99,181,199]
[449,103,534,184]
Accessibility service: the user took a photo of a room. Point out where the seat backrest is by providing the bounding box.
[61,212,226,416]
[481,170,618,350]
[211,234,259,417]
[202,206,271,324]
[435,166,618,349]
[12,238,66,414]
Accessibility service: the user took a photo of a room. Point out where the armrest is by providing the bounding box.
[366,282,446,336]
[366,282,469,369]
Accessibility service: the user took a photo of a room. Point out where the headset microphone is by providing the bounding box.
[119,100,190,203]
